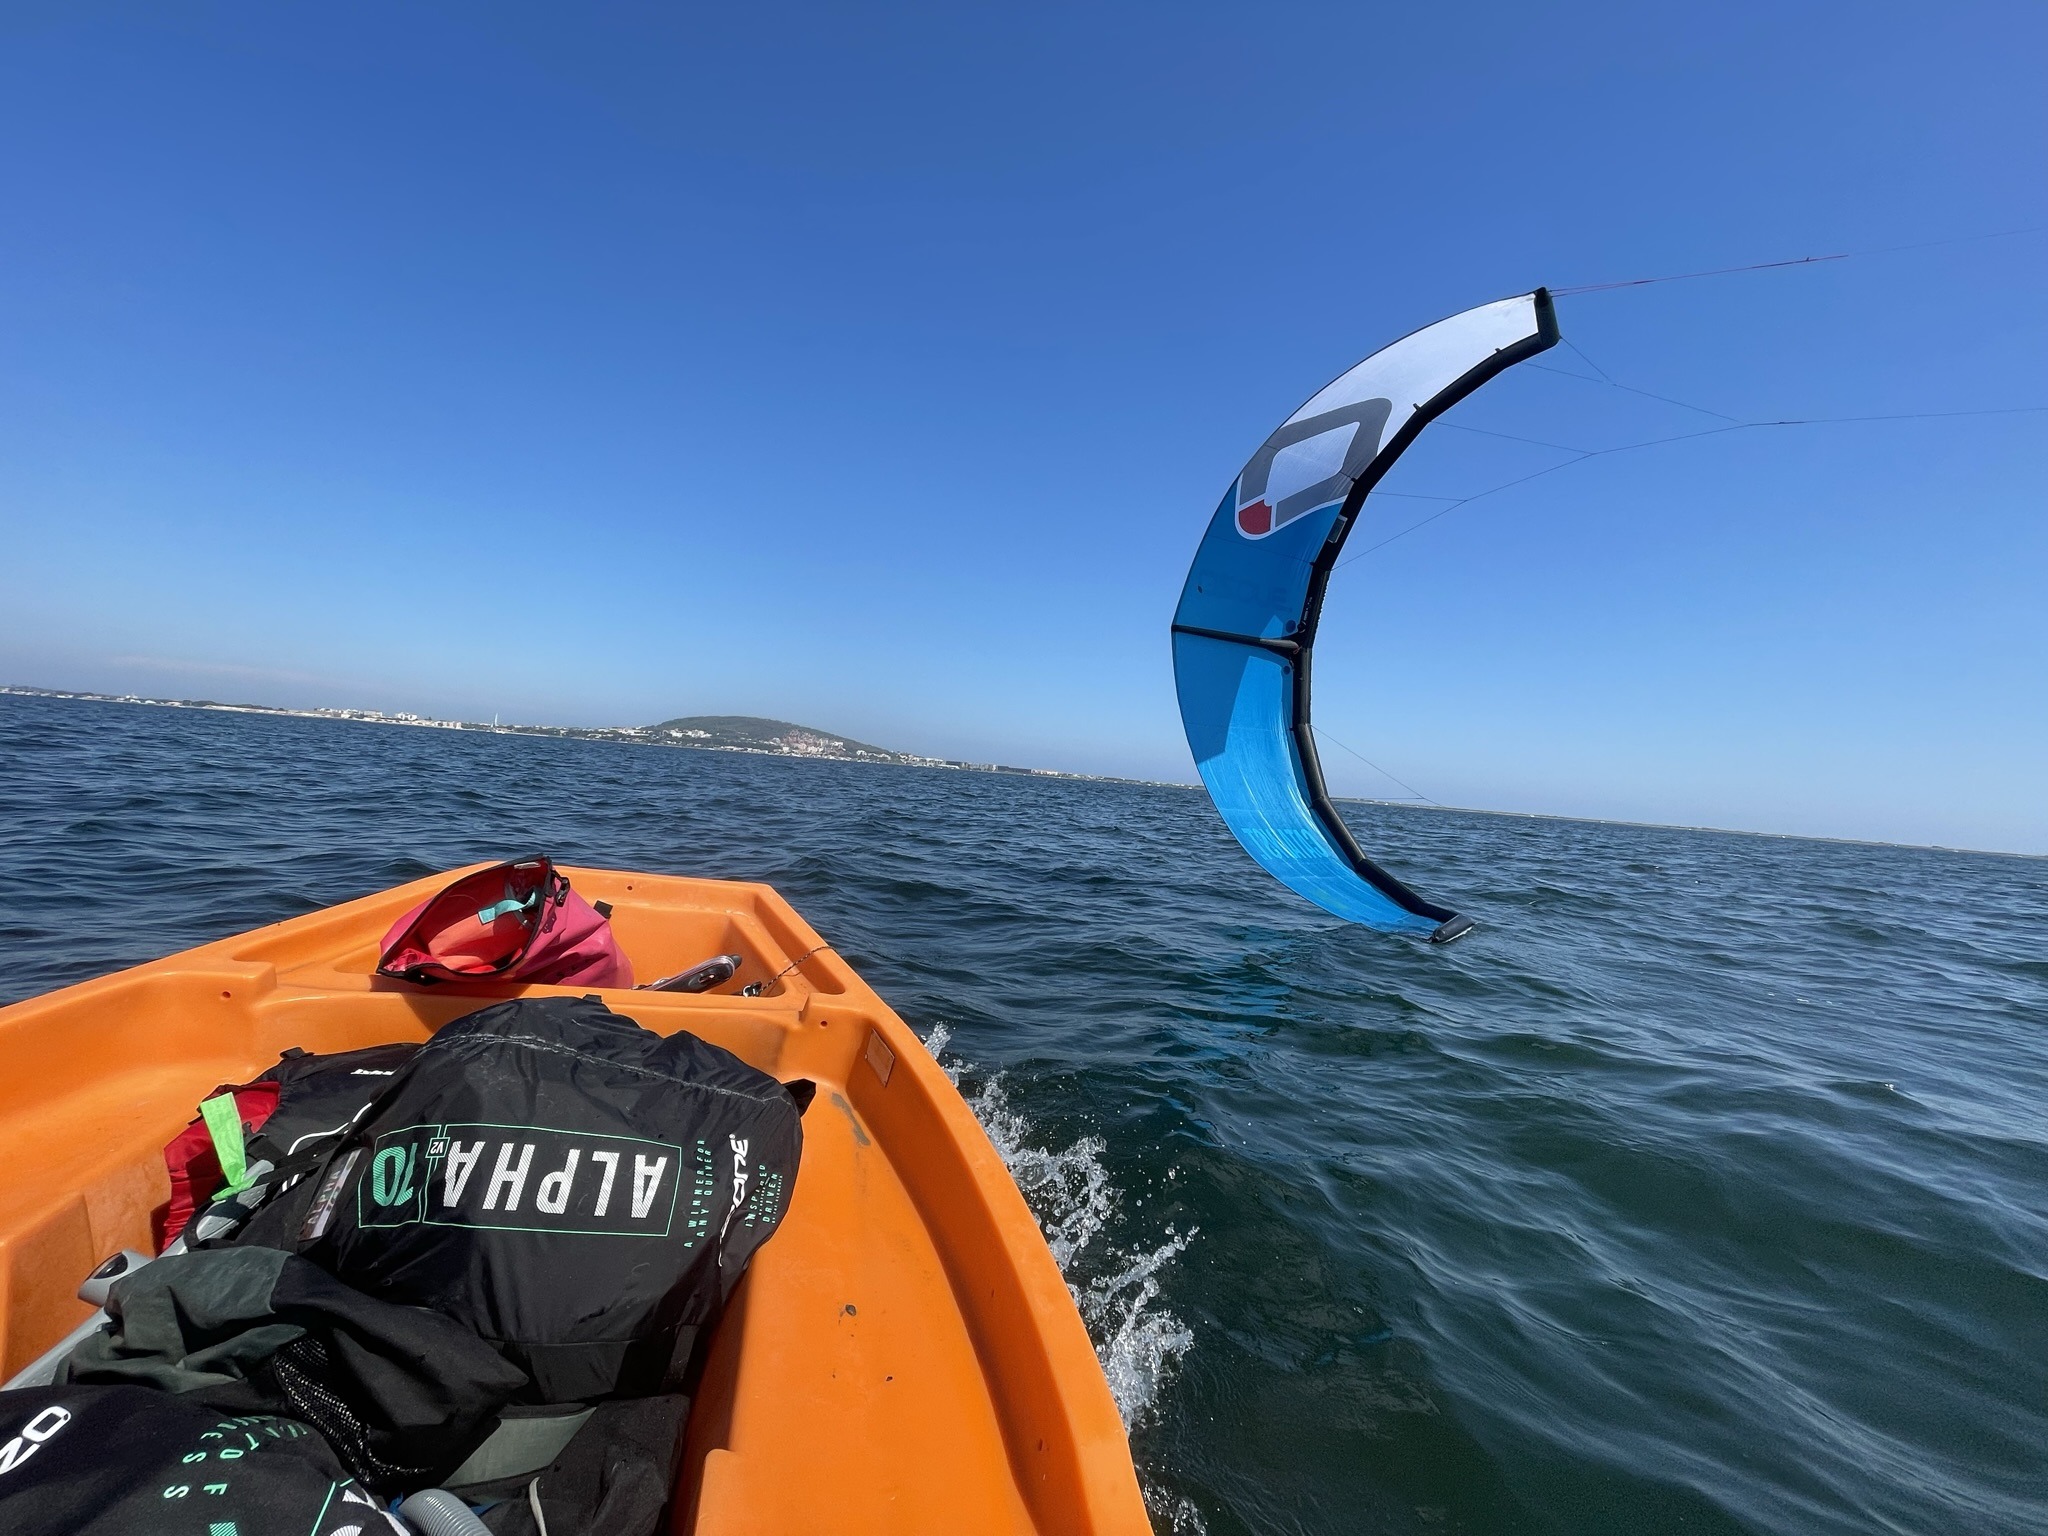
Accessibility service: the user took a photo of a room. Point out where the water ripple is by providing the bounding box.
[2,694,2044,1536]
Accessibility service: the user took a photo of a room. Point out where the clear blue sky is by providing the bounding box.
[1,3,2041,852]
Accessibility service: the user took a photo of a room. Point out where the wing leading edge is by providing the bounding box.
[1172,290,1560,941]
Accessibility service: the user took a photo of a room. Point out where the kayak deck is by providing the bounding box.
[0,866,1149,1534]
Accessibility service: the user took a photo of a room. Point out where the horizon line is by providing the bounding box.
[5,683,2039,864]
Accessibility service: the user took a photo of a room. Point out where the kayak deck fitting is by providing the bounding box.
[0,866,1150,1534]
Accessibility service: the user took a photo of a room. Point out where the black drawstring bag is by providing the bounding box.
[233,995,806,1403]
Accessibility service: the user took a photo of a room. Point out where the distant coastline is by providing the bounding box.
[6,686,2035,860]
[0,684,1182,790]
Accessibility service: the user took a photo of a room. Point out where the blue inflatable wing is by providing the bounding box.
[1172,290,1559,942]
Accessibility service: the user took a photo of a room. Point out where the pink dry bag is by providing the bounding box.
[375,856,633,988]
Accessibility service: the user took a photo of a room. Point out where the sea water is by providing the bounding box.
[2,693,2042,1536]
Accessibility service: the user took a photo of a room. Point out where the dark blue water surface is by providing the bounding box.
[2,692,2043,1536]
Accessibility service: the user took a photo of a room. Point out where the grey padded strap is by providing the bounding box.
[443,1407,594,1488]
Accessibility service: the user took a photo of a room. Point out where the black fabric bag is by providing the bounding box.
[237,996,805,1403]
[249,1041,422,1165]
[58,1246,526,1495]
[165,1041,421,1248]
[0,1383,392,1535]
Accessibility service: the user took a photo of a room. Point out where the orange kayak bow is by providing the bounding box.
[0,865,1150,1535]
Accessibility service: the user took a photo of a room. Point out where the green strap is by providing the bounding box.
[477,894,537,925]
[200,1093,252,1195]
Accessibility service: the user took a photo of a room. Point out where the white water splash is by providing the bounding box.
[920,1021,958,1080]
[919,1022,1198,1436]
[1145,1485,1212,1535]
[1086,1224,1198,1432]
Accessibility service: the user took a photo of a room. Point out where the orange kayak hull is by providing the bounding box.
[0,865,1151,1535]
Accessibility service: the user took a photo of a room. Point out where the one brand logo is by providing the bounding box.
[720,1135,750,1243]
[0,1406,71,1476]
[1234,396,1391,540]
[358,1124,690,1239]
[349,1068,396,1076]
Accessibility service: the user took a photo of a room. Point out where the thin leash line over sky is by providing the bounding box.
[1332,322,2047,570]
[1525,361,1741,422]
[1550,223,2047,295]
[1438,421,1596,454]
[1309,723,1439,805]
[1337,404,2047,571]
[1558,337,1614,383]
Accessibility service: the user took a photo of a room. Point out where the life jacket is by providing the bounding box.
[161,1083,278,1248]
[376,857,632,988]
[233,996,805,1404]
[0,1384,392,1536]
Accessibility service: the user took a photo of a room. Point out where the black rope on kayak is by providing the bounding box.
[771,945,832,981]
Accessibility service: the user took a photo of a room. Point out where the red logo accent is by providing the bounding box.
[1236,499,1273,537]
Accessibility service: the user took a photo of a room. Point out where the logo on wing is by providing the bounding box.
[1234,397,1393,540]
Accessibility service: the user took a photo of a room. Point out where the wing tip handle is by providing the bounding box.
[1428,914,1477,945]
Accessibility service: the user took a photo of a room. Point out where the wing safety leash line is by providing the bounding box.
[1551,224,2046,295]
[1308,724,1442,807]
[1337,405,2048,572]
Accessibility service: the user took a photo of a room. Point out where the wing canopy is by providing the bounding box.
[1172,290,1559,940]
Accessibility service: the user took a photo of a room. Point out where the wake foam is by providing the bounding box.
[1145,1486,1212,1535]
[919,1024,1197,1434]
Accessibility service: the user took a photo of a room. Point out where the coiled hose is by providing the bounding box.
[396,1488,495,1536]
